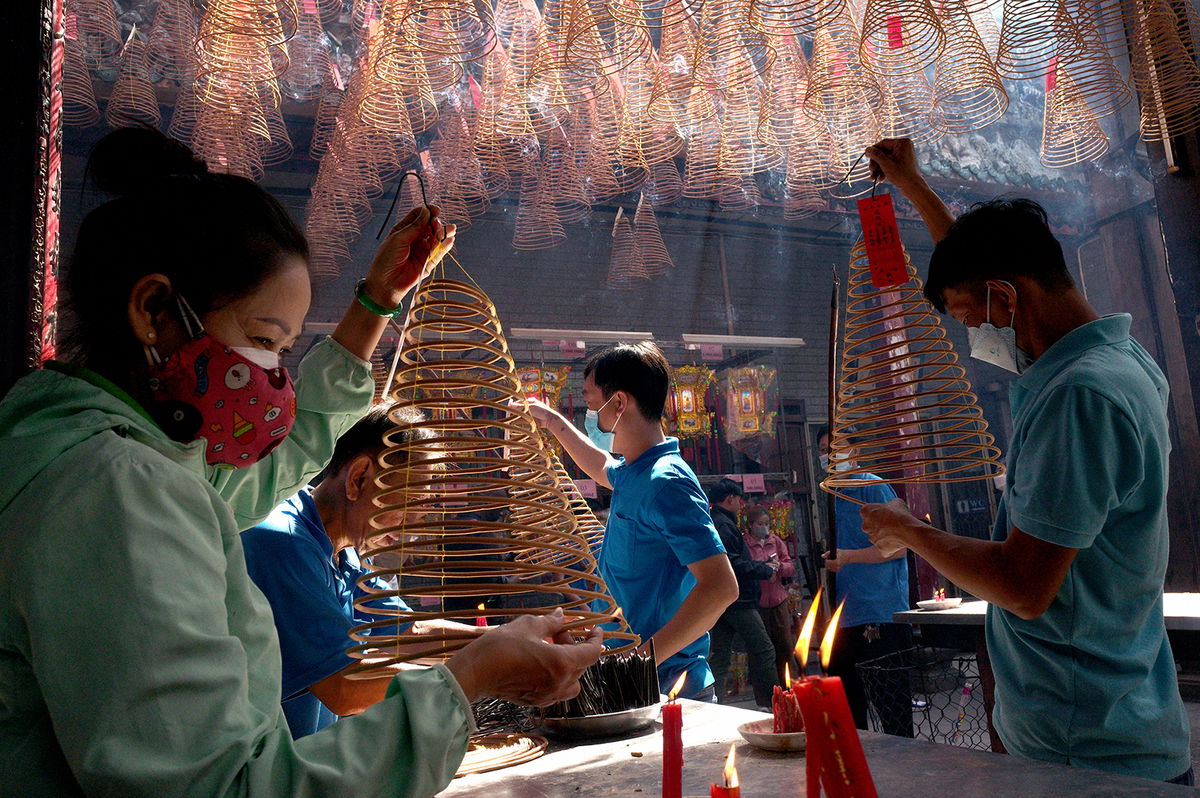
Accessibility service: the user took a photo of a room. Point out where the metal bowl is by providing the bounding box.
[537,702,661,739]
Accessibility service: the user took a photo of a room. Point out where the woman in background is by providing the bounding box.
[743,505,799,685]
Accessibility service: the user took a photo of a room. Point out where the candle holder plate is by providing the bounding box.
[737,718,807,752]
[536,701,662,739]
[916,597,964,610]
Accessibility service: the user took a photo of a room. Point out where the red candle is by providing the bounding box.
[662,673,686,798]
[809,676,877,798]
[772,667,804,734]
[794,677,836,798]
[709,744,740,797]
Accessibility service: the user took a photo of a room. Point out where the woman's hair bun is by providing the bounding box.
[87,125,209,196]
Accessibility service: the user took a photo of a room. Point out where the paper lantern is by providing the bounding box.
[666,365,716,440]
[720,366,778,442]
[347,270,638,675]
[821,239,1004,504]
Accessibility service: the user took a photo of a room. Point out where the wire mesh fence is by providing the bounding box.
[856,646,990,751]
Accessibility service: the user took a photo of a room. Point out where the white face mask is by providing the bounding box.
[230,346,282,371]
[819,452,853,472]
[966,282,1033,375]
[750,524,769,539]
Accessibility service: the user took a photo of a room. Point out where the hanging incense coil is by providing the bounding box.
[550,454,606,555]
[105,33,161,129]
[607,209,648,288]
[694,0,776,96]
[641,157,684,206]
[931,0,1008,134]
[646,10,701,124]
[167,81,200,143]
[193,104,266,180]
[1126,0,1200,142]
[527,0,613,109]
[821,239,1004,504]
[786,101,838,192]
[71,0,122,71]
[681,85,724,199]
[146,0,200,83]
[347,275,638,672]
[429,96,491,229]
[399,0,497,65]
[717,46,784,178]
[783,185,827,219]
[995,0,1062,80]
[1040,65,1109,167]
[758,34,810,154]
[512,160,567,250]
[281,4,330,102]
[194,0,296,116]
[859,0,946,78]
[804,14,883,128]
[617,44,685,167]
[874,66,946,145]
[544,141,592,225]
[750,0,847,37]
[633,195,674,277]
[575,87,627,203]
[63,31,101,127]
[608,0,694,29]
[1047,7,1133,123]
[308,85,344,159]
[719,174,763,211]
[360,5,440,137]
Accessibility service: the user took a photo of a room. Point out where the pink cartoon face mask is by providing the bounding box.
[146,294,296,469]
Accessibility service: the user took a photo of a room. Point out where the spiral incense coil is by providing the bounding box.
[787,104,838,192]
[1048,7,1133,123]
[548,454,606,552]
[146,0,200,83]
[803,15,883,127]
[758,34,809,153]
[574,86,628,203]
[695,0,776,92]
[361,6,441,137]
[682,85,724,199]
[995,0,1062,79]
[194,0,296,116]
[574,0,652,79]
[750,0,848,37]
[607,210,649,288]
[527,0,613,108]
[645,11,702,124]
[859,0,946,78]
[544,142,592,225]
[875,67,946,145]
[718,174,763,211]
[192,106,266,180]
[1040,66,1109,167]
[783,186,827,219]
[308,85,343,159]
[608,0,695,29]
[398,0,497,65]
[821,239,1004,504]
[970,5,1001,59]
[512,162,568,250]
[641,157,684,206]
[347,275,638,672]
[257,102,294,167]
[633,195,674,277]
[105,33,162,129]
[167,82,200,143]
[429,98,491,228]
[1126,0,1200,142]
[931,0,1008,134]
[616,44,685,167]
[281,4,330,102]
[72,0,122,71]
[63,32,101,127]
[476,41,538,144]
[717,46,784,177]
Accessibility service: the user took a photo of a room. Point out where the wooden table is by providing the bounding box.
[892,592,1200,752]
[441,701,1193,797]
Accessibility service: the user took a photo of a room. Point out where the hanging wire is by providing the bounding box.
[376,170,450,242]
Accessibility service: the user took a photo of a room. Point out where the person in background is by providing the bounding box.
[743,504,799,686]
[0,127,602,796]
[242,403,485,738]
[818,427,914,737]
[861,137,1191,784]
[524,342,739,699]
[706,479,781,710]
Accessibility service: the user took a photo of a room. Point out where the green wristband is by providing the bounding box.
[354,278,402,318]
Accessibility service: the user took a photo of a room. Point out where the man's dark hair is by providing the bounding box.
[583,341,670,421]
[325,403,430,477]
[815,424,829,443]
[708,477,744,506]
[924,199,1075,314]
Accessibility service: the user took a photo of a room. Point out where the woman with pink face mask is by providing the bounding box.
[0,128,601,797]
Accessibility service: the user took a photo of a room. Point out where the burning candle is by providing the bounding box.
[709,744,740,797]
[662,673,686,798]
[773,664,804,734]
[792,591,831,798]
[475,603,488,628]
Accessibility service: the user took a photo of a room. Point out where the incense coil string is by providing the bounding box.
[821,239,1004,504]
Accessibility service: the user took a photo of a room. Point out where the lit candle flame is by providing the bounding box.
[794,587,822,675]
[819,599,847,673]
[784,662,791,689]
[723,743,738,788]
[668,672,687,702]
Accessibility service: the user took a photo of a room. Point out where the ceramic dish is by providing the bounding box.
[737,718,806,752]
[916,597,963,610]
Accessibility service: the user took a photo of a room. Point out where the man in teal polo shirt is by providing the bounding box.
[858,138,1191,784]
[525,342,738,699]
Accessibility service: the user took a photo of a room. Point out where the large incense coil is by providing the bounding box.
[347,275,638,672]
[750,0,848,37]
[616,44,686,167]
[995,0,1062,79]
[804,15,883,125]
[719,174,764,211]
[931,0,1008,134]
[105,34,162,129]
[361,7,441,136]
[576,86,628,202]
[758,34,810,153]
[633,195,674,277]
[787,106,838,192]
[1126,0,1200,142]
[641,157,684,206]
[192,106,266,180]
[194,0,296,113]
[607,210,648,288]
[167,82,200,143]
[859,0,946,78]
[551,455,606,552]
[146,0,199,83]
[821,239,1004,504]
[783,185,827,219]
[544,142,592,225]
[694,0,776,98]
[527,0,614,107]
[258,103,294,167]
[572,0,652,79]
[512,162,567,250]
[398,0,497,64]
[1040,66,1109,166]
[1047,7,1133,122]
[681,84,724,199]
[717,46,784,177]
[874,66,946,145]
[63,30,101,127]
[72,0,122,71]
[608,0,695,28]
[970,5,1001,59]
[429,98,491,227]
[281,5,330,102]
[645,11,702,124]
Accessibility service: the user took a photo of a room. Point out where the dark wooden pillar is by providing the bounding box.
[0,1,51,397]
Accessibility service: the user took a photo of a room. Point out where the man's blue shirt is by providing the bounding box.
[833,474,907,627]
[986,314,1189,780]
[240,489,410,738]
[603,438,725,698]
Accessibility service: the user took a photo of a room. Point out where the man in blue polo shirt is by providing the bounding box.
[526,342,738,699]
[859,138,1191,784]
[242,404,481,738]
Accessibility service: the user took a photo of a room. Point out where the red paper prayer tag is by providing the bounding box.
[302,0,318,15]
[887,15,904,48]
[857,193,909,289]
[1045,55,1058,92]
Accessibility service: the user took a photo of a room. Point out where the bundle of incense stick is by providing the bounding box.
[542,649,659,718]
[471,698,536,735]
